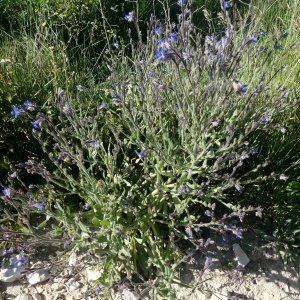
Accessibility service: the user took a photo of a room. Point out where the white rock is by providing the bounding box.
[27,269,50,284]
[0,267,24,282]
[122,290,139,300]
[32,294,42,300]
[232,243,250,267]
[85,267,103,281]
[69,281,81,291]
[68,252,80,267]
[16,294,33,300]
[52,283,66,291]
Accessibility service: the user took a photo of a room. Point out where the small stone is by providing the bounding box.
[122,290,139,300]
[32,294,42,300]
[35,287,44,293]
[27,269,50,285]
[284,284,290,292]
[232,244,250,267]
[85,267,103,281]
[69,281,81,291]
[0,267,24,282]
[68,252,80,267]
[52,283,66,291]
[16,295,33,300]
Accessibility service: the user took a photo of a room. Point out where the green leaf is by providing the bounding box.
[78,221,89,233]
[97,236,109,243]
[92,217,101,226]
[135,238,143,244]
[100,220,110,227]
[37,218,49,229]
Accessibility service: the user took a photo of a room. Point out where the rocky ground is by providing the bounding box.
[0,234,299,300]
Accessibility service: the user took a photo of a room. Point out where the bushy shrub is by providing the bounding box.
[1,0,300,298]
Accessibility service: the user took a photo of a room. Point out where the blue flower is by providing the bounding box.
[251,34,258,43]
[124,12,134,22]
[178,0,187,6]
[2,188,11,197]
[153,27,161,34]
[124,204,129,209]
[181,49,193,60]
[181,184,189,194]
[236,232,242,238]
[3,233,9,239]
[155,48,168,61]
[158,38,165,46]
[204,210,211,216]
[235,183,242,192]
[15,259,25,268]
[274,41,281,50]
[31,201,45,212]
[96,286,103,293]
[112,42,118,48]
[235,228,243,238]
[204,256,213,270]
[10,172,18,178]
[222,234,229,242]
[260,31,266,37]
[168,33,176,42]
[282,30,289,38]
[174,103,179,108]
[135,150,147,158]
[250,147,259,154]
[30,121,40,129]
[6,248,13,254]
[24,100,35,111]
[185,227,193,238]
[223,1,232,8]
[58,152,67,160]
[85,140,100,148]
[11,107,22,119]
[219,51,223,59]
[99,103,108,110]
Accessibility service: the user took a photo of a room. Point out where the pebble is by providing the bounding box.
[16,295,33,300]
[232,244,250,267]
[32,294,42,300]
[68,281,81,291]
[68,252,80,267]
[0,267,24,282]
[122,290,139,300]
[27,269,50,285]
[85,267,102,281]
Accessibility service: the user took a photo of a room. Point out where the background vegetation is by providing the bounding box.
[0,0,300,298]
